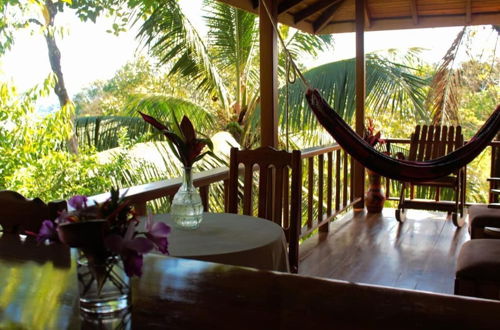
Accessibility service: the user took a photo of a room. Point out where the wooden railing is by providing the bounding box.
[299,145,358,239]
[89,144,357,239]
[89,138,500,234]
[90,167,230,215]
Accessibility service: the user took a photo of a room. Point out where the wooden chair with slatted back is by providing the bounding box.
[227,147,302,273]
[0,190,67,234]
[395,125,466,227]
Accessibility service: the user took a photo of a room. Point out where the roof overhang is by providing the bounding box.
[216,0,500,34]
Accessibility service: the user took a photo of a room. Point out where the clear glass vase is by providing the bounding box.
[77,253,130,316]
[171,166,204,229]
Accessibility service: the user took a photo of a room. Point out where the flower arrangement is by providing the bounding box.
[139,112,213,167]
[363,118,385,147]
[35,188,170,277]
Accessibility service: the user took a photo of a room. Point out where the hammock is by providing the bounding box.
[258,0,500,182]
[306,88,500,182]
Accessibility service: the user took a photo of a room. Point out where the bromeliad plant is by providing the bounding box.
[363,118,385,147]
[139,112,213,168]
[35,188,171,278]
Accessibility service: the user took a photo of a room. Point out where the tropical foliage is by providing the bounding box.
[138,0,333,147]
[0,0,497,208]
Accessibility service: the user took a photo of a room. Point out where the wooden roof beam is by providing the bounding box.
[313,0,346,33]
[251,0,259,9]
[364,1,371,29]
[466,0,472,24]
[410,0,419,25]
[294,0,341,24]
[278,0,304,15]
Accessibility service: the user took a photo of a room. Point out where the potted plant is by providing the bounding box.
[363,118,386,213]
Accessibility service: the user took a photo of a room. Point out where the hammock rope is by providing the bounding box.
[259,1,500,181]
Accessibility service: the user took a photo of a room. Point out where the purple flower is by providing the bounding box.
[122,250,144,277]
[68,195,88,210]
[105,222,154,277]
[36,220,59,243]
[145,213,171,254]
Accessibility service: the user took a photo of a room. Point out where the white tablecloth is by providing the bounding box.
[152,212,290,272]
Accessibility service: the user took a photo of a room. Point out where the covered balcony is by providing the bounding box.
[83,0,500,294]
[1,0,500,328]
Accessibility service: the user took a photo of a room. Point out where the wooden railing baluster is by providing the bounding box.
[307,157,314,230]
[318,154,327,232]
[200,186,209,211]
[336,150,341,212]
[343,151,348,208]
[327,152,333,217]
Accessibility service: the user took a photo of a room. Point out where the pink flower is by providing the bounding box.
[68,195,88,210]
[145,213,171,254]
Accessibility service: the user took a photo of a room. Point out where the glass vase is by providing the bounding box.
[171,166,204,229]
[77,253,130,315]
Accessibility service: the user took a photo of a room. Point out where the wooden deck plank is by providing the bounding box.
[299,208,470,295]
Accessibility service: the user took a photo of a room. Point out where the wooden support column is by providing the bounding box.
[260,0,279,147]
[353,0,365,210]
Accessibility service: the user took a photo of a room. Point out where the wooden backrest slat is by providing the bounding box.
[408,125,420,161]
[424,125,435,160]
[274,166,284,226]
[243,166,253,215]
[431,126,442,158]
[439,126,449,156]
[258,165,268,219]
[447,126,455,155]
[416,125,427,161]
[283,168,290,229]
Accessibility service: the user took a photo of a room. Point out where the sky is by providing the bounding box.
[0,0,497,107]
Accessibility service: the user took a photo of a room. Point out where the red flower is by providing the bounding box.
[363,118,385,147]
[139,112,213,167]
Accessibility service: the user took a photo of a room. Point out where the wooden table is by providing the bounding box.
[152,212,290,272]
[2,234,500,329]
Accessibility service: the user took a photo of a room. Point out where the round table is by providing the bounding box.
[152,212,290,272]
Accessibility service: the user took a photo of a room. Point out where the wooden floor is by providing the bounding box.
[298,208,470,295]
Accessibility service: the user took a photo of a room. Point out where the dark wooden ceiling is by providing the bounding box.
[215,0,500,34]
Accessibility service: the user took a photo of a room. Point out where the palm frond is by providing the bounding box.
[138,0,230,108]
[123,94,216,134]
[76,116,150,151]
[426,27,467,125]
[255,54,428,147]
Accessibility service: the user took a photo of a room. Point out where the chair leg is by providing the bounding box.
[396,182,407,223]
[452,170,466,227]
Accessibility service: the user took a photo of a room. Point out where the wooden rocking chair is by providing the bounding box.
[395,125,466,227]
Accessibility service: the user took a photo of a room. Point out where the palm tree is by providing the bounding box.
[138,0,333,147]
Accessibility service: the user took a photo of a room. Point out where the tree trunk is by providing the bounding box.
[44,0,78,154]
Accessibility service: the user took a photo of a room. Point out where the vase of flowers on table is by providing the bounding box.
[35,189,170,315]
[363,118,386,213]
[140,112,213,230]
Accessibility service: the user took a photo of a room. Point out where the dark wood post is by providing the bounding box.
[353,0,366,210]
[260,0,279,148]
